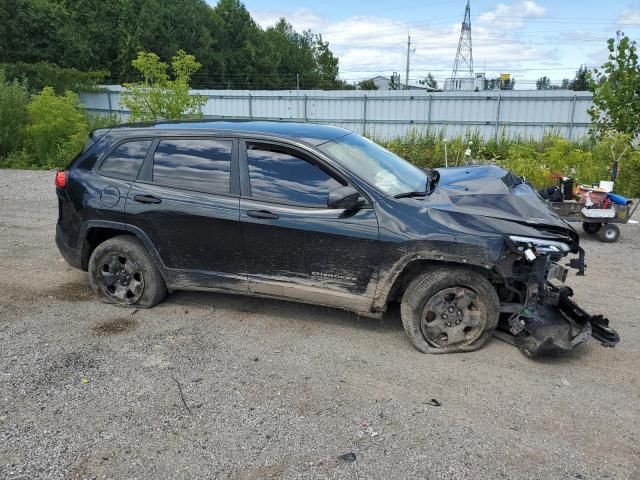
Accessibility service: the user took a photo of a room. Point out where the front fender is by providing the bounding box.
[371,236,504,312]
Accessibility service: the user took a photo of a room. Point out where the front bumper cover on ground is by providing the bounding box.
[494,287,620,357]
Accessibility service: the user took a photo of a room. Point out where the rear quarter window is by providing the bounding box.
[98,140,152,181]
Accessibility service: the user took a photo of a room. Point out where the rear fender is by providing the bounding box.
[79,220,167,279]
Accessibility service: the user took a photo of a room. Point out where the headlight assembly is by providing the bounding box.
[508,235,571,262]
[508,235,571,252]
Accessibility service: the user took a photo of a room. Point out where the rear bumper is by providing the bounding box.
[56,224,82,269]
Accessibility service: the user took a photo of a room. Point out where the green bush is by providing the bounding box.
[88,112,120,130]
[0,68,121,170]
[380,131,638,198]
[617,152,640,197]
[24,87,89,168]
[0,62,108,94]
[0,150,34,169]
[0,71,29,158]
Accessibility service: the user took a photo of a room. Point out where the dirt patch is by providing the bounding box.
[45,278,94,302]
[93,317,138,336]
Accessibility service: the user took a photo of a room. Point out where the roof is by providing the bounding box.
[110,120,352,146]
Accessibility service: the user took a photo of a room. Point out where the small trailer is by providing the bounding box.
[550,199,638,243]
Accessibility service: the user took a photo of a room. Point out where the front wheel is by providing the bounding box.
[88,235,167,308]
[400,267,500,353]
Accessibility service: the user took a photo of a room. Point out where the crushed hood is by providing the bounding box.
[426,165,571,232]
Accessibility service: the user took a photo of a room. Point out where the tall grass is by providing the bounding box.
[376,129,640,197]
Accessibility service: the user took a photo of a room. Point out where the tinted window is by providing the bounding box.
[247,145,343,206]
[99,140,151,180]
[153,139,232,194]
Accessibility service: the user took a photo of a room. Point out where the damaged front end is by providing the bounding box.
[493,236,620,357]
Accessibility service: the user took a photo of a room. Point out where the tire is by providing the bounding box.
[582,222,601,235]
[400,266,500,354]
[597,224,620,243]
[88,235,167,308]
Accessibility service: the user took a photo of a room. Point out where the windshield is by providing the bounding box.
[318,133,428,196]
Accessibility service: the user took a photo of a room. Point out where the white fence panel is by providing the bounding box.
[79,87,594,141]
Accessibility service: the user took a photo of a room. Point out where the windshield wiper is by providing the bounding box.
[394,176,433,199]
[393,191,428,199]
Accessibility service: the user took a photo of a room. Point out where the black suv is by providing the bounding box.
[55,120,618,356]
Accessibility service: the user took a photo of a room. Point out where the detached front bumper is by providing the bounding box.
[495,249,620,357]
[495,285,619,356]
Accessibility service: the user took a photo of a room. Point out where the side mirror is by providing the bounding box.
[327,186,365,211]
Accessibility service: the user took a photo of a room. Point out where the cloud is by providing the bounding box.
[250,2,555,84]
[478,1,546,29]
[619,9,640,25]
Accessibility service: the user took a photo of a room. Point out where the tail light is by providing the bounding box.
[55,171,67,189]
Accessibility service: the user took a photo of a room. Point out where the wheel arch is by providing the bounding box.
[79,221,166,277]
[373,256,495,313]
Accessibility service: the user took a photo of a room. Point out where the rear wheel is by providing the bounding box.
[582,222,601,235]
[400,267,499,353]
[88,235,167,308]
[597,224,620,243]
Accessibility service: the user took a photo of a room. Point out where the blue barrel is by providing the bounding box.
[608,193,632,206]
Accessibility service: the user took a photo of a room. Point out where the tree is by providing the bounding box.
[312,34,340,89]
[420,73,438,89]
[121,50,206,121]
[485,77,515,90]
[357,79,378,90]
[0,0,344,90]
[589,32,640,137]
[0,71,29,158]
[569,64,589,91]
[502,78,516,90]
[536,76,551,90]
[114,0,221,86]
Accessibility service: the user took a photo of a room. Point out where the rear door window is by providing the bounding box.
[152,138,232,194]
[246,145,343,207]
[98,140,151,180]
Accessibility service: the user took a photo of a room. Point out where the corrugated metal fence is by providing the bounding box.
[80,86,593,141]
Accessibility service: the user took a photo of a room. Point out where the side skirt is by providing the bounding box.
[165,272,380,319]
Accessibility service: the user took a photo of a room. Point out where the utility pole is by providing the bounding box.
[405,34,411,90]
[296,73,300,91]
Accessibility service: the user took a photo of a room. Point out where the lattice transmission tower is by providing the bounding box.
[451,1,473,80]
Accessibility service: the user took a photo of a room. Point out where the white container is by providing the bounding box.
[581,207,615,218]
[599,180,614,192]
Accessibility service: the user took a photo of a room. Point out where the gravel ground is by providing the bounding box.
[0,169,639,480]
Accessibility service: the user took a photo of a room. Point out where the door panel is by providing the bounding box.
[240,199,379,299]
[238,141,380,310]
[127,183,243,269]
[125,137,247,293]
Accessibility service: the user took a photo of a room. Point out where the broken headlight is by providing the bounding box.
[508,235,570,261]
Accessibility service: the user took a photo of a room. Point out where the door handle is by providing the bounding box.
[246,209,279,220]
[133,194,162,204]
